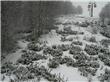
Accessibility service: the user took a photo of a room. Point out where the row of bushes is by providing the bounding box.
[78,67,97,77]
[27,42,43,51]
[61,36,73,42]
[71,41,83,46]
[69,45,82,55]
[84,44,100,55]
[17,51,46,65]
[83,36,97,43]
[100,28,110,38]
[100,39,110,47]
[57,29,84,35]
[43,47,63,57]
[98,54,110,66]
[2,62,67,82]
[99,68,110,82]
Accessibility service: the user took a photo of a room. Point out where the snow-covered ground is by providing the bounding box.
[1,15,110,82]
[2,40,29,64]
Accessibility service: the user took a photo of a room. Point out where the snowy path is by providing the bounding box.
[2,40,29,64]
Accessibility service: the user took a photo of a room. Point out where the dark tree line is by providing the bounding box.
[99,2,110,25]
[1,1,82,53]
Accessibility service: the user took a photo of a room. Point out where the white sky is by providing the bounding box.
[71,1,108,18]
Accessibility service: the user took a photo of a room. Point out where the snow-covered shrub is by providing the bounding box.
[69,45,82,55]
[70,31,78,35]
[21,49,27,53]
[99,68,110,82]
[52,49,63,57]
[60,56,75,66]
[43,46,63,57]
[78,67,88,77]
[63,22,71,25]
[78,67,97,77]
[90,61,100,68]
[43,47,52,55]
[66,59,75,66]
[91,26,98,34]
[61,36,67,42]
[100,39,110,48]
[79,21,89,27]
[99,47,110,55]
[13,66,29,80]
[28,64,66,82]
[58,44,70,51]
[72,41,83,45]
[83,36,97,43]
[64,26,71,32]
[17,51,46,65]
[1,62,17,74]
[78,31,84,35]
[98,54,110,66]
[27,42,43,51]
[84,44,100,55]
[55,21,63,25]
[100,27,110,38]
[52,45,57,49]
[73,52,88,61]
[89,36,97,43]
[60,56,70,64]
[67,37,73,41]
[48,59,59,68]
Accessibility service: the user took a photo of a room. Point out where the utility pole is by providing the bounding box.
[88,2,97,17]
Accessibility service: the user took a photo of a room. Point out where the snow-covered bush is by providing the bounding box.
[84,44,99,55]
[73,52,88,61]
[17,51,46,65]
[27,42,43,51]
[69,45,82,55]
[72,41,83,45]
[60,56,70,64]
[100,39,110,48]
[79,21,89,27]
[48,58,59,68]
[27,64,66,82]
[43,47,52,55]
[52,45,57,49]
[61,36,67,42]
[63,22,71,25]
[51,49,63,57]
[91,26,98,34]
[89,36,97,43]
[67,37,73,41]
[78,67,97,77]
[43,47,63,57]
[90,61,100,68]
[83,36,97,43]
[100,27,110,38]
[99,47,110,55]
[13,66,30,80]
[60,56,75,67]
[75,59,89,67]
[58,44,70,51]
[78,31,84,35]
[66,59,75,67]
[1,62,17,74]
[98,54,110,66]
[64,26,71,32]
[99,68,110,82]
[57,28,78,35]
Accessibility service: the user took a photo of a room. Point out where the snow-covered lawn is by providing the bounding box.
[2,40,29,64]
[1,15,110,82]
